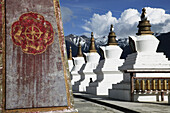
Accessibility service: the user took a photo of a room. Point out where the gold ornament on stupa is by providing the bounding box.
[136,8,154,35]
[107,24,118,45]
[89,32,97,53]
[77,40,83,57]
[68,46,72,60]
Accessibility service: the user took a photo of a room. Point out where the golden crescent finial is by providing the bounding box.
[110,24,113,32]
[91,32,93,37]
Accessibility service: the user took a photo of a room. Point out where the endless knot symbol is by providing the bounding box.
[11,12,54,55]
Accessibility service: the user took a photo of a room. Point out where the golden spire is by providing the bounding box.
[107,24,118,45]
[77,40,83,57]
[89,32,97,53]
[68,46,72,60]
[136,8,154,35]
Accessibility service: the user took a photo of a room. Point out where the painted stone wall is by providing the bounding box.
[4,0,68,109]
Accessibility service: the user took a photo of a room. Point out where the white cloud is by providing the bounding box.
[82,7,170,39]
[115,9,140,39]
[61,7,73,24]
[82,11,117,38]
[145,7,170,33]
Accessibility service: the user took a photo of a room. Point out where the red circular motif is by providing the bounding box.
[11,12,54,55]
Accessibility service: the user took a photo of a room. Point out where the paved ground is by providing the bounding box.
[74,98,120,113]
[74,93,170,113]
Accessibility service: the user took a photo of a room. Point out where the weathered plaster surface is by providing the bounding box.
[5,0,68,109]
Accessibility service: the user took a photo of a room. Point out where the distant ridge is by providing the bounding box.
[65,32,170,60]
[157,32,170,59]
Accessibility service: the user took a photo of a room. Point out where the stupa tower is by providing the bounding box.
[71,41,85,86]
[68,46,73,60]
[77,41,83,57]
[75,32,100,92]
[89,32,97,53]
[136,8,154,35]
[107,24,118,45]
[86,24,124,95]
[109,8,170,102]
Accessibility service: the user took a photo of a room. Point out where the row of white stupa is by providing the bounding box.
[68,8,170,102]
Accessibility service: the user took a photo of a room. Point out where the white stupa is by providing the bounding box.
[120,8,170,70]
[109,8,170,101]
[86,25,124,95]
[75,32,100,92]
[71,42,85,88]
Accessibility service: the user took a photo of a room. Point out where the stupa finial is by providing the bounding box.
[89,32,97,53]
[141,8,147,21]
[68,46,72,60]
[91,32,94,37]
[110,24,113,32]
[107,24,118,45]
[136,8,154,35]
[77,40,83,57]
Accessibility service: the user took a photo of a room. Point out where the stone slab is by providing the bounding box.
[1,0,76,112]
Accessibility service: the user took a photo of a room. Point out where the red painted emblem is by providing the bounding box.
[11,12,54,55]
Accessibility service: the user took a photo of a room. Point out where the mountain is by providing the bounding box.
[65,32,170,60]
[65,34,109,59]
[157,32,170,59]
[65,34,90,57]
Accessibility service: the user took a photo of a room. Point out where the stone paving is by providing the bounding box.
[74,93,170,113]
[74,98,122,113]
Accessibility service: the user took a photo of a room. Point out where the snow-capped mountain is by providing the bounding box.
[65,34,130,59]
[65,32,170,59]
[65,34,90,52]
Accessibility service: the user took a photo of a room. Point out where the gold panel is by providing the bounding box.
[146,80,150,91]
[141,80,145,91]
[163,80,167,90]
[135,79,140,91]
[152,80,156,91]
[157,80,161,91]
[168,80,170,90]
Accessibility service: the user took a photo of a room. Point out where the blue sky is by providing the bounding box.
[60,0,170,38]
